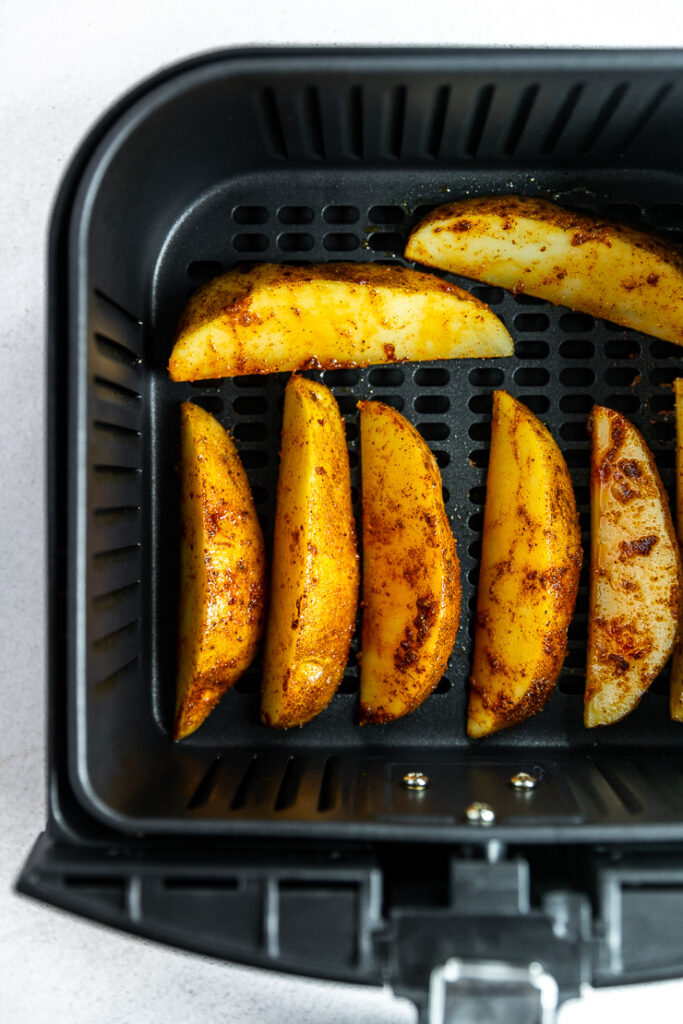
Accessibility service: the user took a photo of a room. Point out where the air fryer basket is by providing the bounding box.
[19,49,683,1018]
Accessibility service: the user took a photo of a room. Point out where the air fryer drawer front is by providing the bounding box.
[20,45,683,1015]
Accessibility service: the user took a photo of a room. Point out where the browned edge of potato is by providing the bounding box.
[405,195,683,347]
[175,401,266,740]
[586,405,682,728]
[168,262,513,380]
[358,400,461,724]
[670,378,683,720]
[468,390,582,738]
[261,375,359,728]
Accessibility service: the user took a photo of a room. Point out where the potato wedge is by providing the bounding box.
[359,401,460,723]
[670,378,683,720]
[406,195,683,347]
[261,376,359,728]
[175,402,266,740]
[586,406,682,727]
[168,262,513,380]
[468,391,582,738]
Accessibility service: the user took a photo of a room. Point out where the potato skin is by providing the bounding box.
[261,376,359,728]
[671,380,683,721]
[587,406,682,727]
[468,391,582,737]
[359,401,461,723]
[168,262,513,380]
[175,402,266,740]
[406,195,683,347]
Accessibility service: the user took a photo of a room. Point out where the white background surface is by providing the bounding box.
[3,2,683,1021]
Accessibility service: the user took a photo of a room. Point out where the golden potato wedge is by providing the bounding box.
[406,195,683,347]
[468,391,582,738]
[359,401,460,723]
[175,402,266,740]
[168,262,513,380]
[261,376,359,728]
[586,406,682,727]
[670,378,683,721]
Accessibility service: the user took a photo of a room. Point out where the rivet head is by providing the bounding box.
[510,771,538,791]
[465,801,496,825]
[402,771,429,790]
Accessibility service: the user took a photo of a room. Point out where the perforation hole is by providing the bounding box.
[514,313,550,332]
[469,485,486,506]
[335,394,357,414]
[471,285,504,305]
[234,233,268,252]
[651,339,683,359]
[251,486,268,505]
[234,374,267,388]
[523,395,550,413]
[469,367,504,387]
[349,453,359,470]
[368,205,405,224]
[468,511,484,532]
[234,422,268,442]
[369,367,405,387]
[564,449,590,468]
[649,393,675,413]
[233,395,268,415]
[516,340,549,360]
[560,367,595,387]
[415,367,449,387]
[574,485,589,506]
[278,233,314,252]
[560,312,595,332]
[468,539,482,560]
[187,260,223,280]
[560,393,592,414]
[191,395,224,414]
[468,449,488,469]
[324,369,360,386]
[278,206,314,224]
[240,450,269,468]
[433,450,450,467]
[345,421,359,442]
[323,205,359,224]
[605,366,640,387]
[415,394,449,414]
[442,486,450,503]
[233,205,268,224]
[654,420,676,442]
[651,367,680,385]
[560,339,595,360]
[606,332,641,358]
[366,232,403,253]
[434,676,451,694]
[323,233,359,251]
[650,204,683,227]
[560,422,587,442]
[604,203,643,223]
[469,421,491,442]
[655,449,676,467]
[378,394,405,411]
[515,367,549,387]
[418,422,450,441]
[606,393,641,413]
[339,672,359,694]
[514,293,541,306]
[468,393,493,414]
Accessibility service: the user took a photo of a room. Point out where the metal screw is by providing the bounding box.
[402,771,429,790]
[510,771,538,791]
[465,801,496,825]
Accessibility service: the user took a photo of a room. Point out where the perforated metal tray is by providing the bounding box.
[55,48,683,840]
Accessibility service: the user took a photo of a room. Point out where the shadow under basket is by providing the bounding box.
[19,48,683,1019]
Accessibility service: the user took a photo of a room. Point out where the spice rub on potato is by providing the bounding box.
[168,262,513,380]
[468,391,582,738]
[406,195,683,347]
[358,400,461,724]
[586,406,682,727]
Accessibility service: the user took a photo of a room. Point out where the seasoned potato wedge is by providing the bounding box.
[406,195,683,347]
[261,376,359,728]
[359,401,460,723]
[168,262,513,380]
[670,378,683,721]
[586,406,682,727]
[468,391,582,738]
[175,402,266,740]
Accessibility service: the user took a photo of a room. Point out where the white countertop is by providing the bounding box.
[2,2,683,1021]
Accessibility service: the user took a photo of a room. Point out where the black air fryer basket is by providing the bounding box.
[19,48,683,1022]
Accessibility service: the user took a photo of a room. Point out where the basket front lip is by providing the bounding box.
[52,45,683,843]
